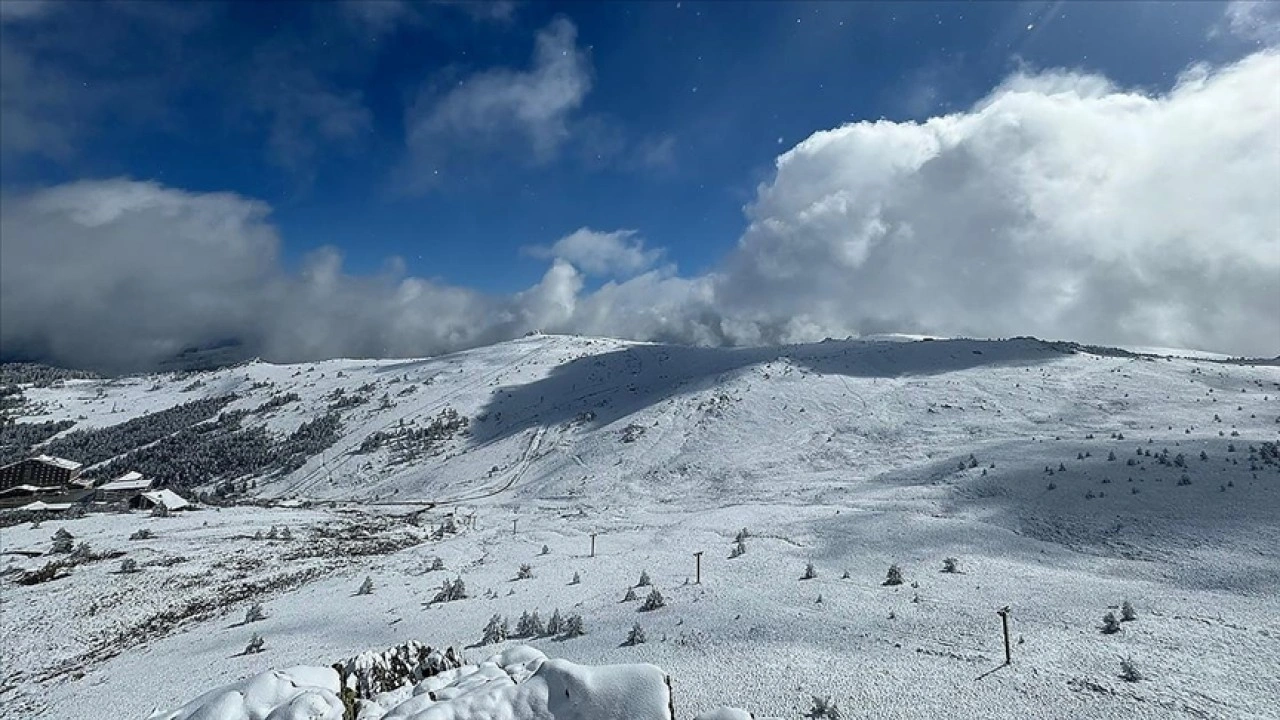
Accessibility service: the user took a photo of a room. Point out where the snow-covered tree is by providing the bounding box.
[622,586,638,602]
[431,578,466,604]
[540,544,550,556]
[129,528,154,540]
[119,558,139,574]
[570,571,581,585]
[515,610,544,638]
[430,557,446,572]
[545,609,564,636]
[357,576,374,596]
[245,603,266,623]
[51,528,74,554]
[481,614,509,645]
[807,695,842,719]
[883,564,904,586]
[1101,611,1122,634]
[942,557,960,574]
[639,588,665,612]
[266,526,278,540]
[1119,656,1143,682]
[562,613,585,638]
[1121,600,1137,622]
[729,538,746,559]
[636,570,651,587]
[516,563,533,580]
[624,623,646,646]
[279,526,292,541]
[801,562,817,580]
[244,633,265,655]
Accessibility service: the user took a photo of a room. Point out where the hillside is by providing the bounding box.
[1,335,1278,718]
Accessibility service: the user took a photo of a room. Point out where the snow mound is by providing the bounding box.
[148,666,344,720]
[155,646,680,720]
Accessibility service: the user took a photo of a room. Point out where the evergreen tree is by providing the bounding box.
[1101,611,1122,634]
[245,602,266,623]
[545,609,564,636]
[883,564,904,586]
[562,613,585,638]
[624,623,646,646]
[640,588,666,611]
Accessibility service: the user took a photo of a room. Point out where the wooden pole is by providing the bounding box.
[694,551,703,584]
[997,606,1012,665]
[512,519,518,535]
[590,533,597,558]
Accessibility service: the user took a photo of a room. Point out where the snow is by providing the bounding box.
[99,472,152,491]
[2,334,1279,718]
[33,454,83,470]
[148,666,345,720]
[148,647,671,720]
[0,484,63,496]
[139,489,192,510]
[11,500,75,511]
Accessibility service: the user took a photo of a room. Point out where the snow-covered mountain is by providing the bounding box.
[2,334,1278,719]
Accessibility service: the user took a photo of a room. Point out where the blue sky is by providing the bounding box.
[1,1,1277,370]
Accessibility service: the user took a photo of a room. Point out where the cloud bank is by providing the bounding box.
[3,51,1278,372]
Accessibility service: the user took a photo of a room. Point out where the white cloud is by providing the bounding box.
[3,51,1278,372]
[1216,1,1280,45]
[524,228,665,278]
[402,17,591,188]
[715,50,1280,354]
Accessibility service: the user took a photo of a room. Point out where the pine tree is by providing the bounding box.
[624,623,646,646]
[622,586,638,602]
[357,576,374,595]
[1119,656,1142,682]
[430,557,445,571]
[541,544,550,555]
[883,564,904,586]
[636,570,651,587]
[729,538,746,559]
[266,525,278,540]
[51,528,74,554]
[119,558,139,574]
[562,613,585,638]
[942,557,960,574]
[245,602,266,623]
[516,563,533,580]
[515,610,544,638]
[640,588,665,611]
[545,609,564,636]
[1101,611,1122,634]
[1121,600,1136,622]
[570,571,581,585]
[481,614,509,645]
[801,562,817,580]
[279,526,292,540]
[245,633,265,654]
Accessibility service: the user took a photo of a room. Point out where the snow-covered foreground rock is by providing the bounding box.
[2,335,1279,718]
[152,646,676,720]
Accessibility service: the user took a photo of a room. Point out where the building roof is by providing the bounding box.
[33,455,83,471]
[99,472,152,492]
[13,500,75,512]
[0,484,63,497]
[140,489,191,510]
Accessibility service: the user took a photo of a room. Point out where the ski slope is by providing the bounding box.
[2,335,1278,718]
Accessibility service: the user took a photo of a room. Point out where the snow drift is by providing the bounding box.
[151,646,679,720]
